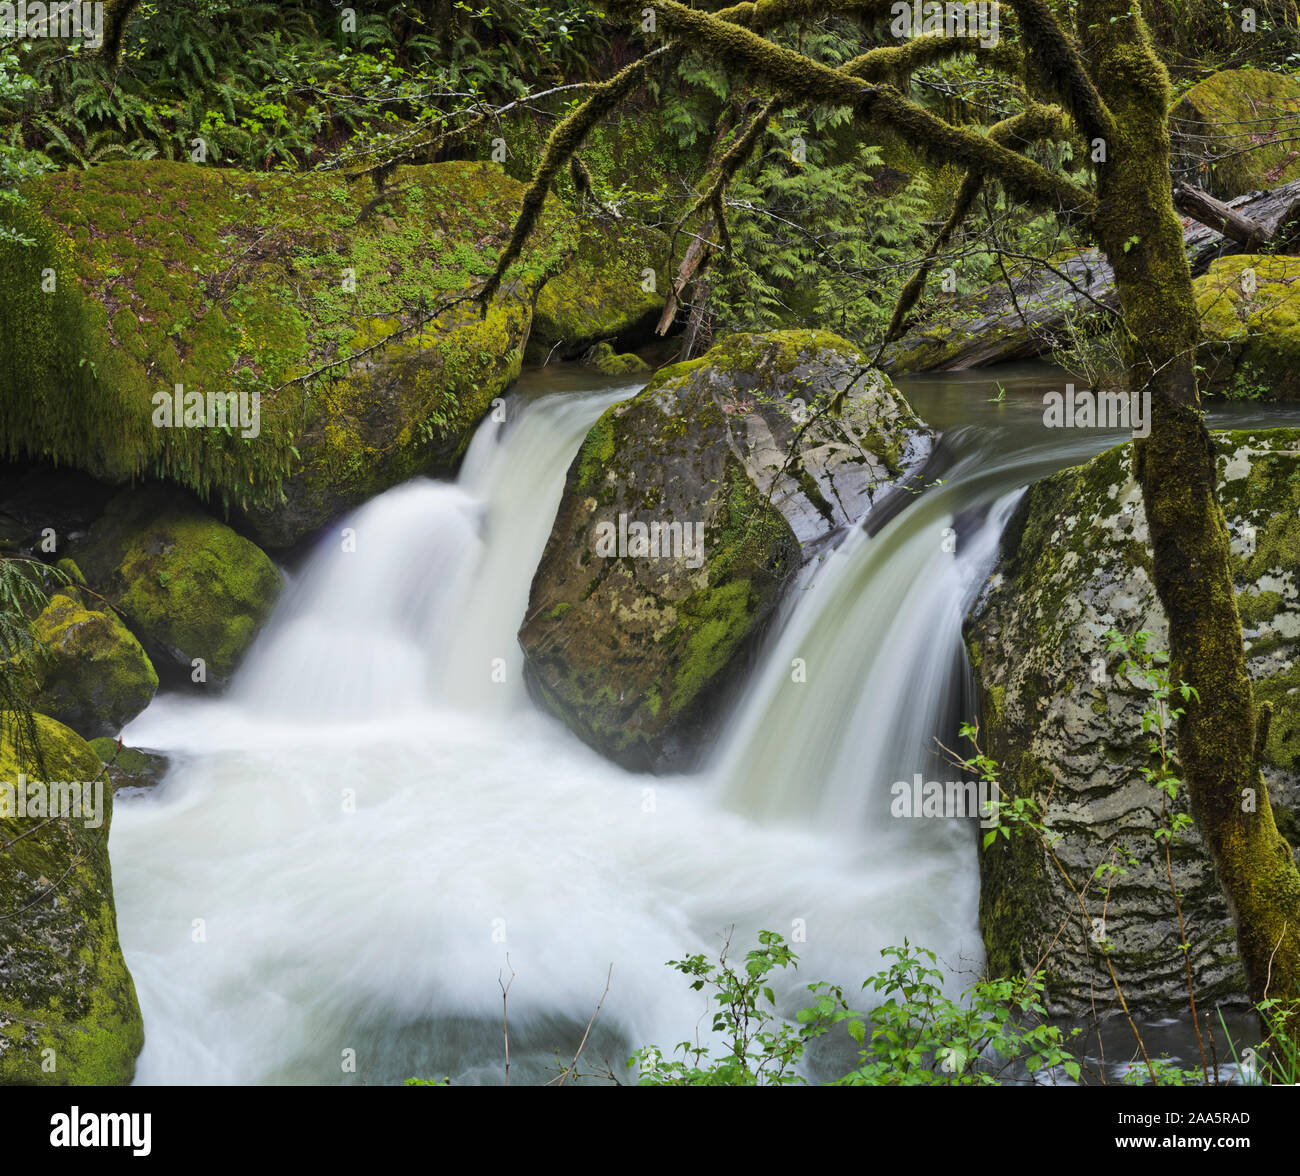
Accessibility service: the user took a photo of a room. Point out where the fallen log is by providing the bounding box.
[1174,182,1275,249]
[883,178,1300,372]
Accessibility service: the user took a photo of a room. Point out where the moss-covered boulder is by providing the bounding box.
[520,330,934,770]
[527,211,666,363]
[0,713,144,1084]
[1195,254,1300,400]
[579,342,652,377]
[0,159,577,548]
[26,584,158,739]
[70,486,282,684]
[964,429,1300,1015]
[87,738,169,793]
[1171,69,1300,199]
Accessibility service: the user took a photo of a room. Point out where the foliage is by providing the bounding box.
[0,1,614,172]
[628,930,811,1085]
[704,117,934,347]
[0,557,64,778]
[628,931,1082,1086]
[0,47,53,244]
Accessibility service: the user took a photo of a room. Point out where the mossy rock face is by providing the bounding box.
[1171,69,1300,199]
[86,738,169,792]
[527,210,666,363]
[27,590,158,739]
[0,713,144,1085]
[70,485,282,684]
[1195,254,1300,400]
[964,429,1300,1016]
[579,342,652,376]
[0,159,574,548]
[520,330,934,771]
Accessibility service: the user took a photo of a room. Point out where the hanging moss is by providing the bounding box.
[0,159,574,537]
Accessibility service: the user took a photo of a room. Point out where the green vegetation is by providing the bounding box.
[0,713,144,1085]
[629,933,1083,1086]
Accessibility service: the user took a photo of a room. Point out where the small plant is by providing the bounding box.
[628,930,811,1086]
[628,931,1082,1086]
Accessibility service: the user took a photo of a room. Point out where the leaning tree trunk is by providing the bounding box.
[1083,0,1300,1029]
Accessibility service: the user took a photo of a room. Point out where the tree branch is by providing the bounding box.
[624,0,1096,217]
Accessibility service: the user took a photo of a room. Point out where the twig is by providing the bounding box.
[499,955,516,1087]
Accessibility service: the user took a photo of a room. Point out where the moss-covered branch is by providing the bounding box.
[842,33,1011,84]
[477,48,667,308]
[99,0,143,68]
[620,0,1095,216]
[712,0,904,31]
[1006,0,1116,145]
[878,104,1072,350]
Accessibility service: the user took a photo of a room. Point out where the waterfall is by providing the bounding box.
[112,377,1013,1085]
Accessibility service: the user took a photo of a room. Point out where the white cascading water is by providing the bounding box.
[112,377,1016,1085]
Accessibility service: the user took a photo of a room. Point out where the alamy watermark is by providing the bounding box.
[0,2,103,47]
[1043,383,1151,439]
[0,774,104,829]
[890,773,1000,828]
[592,512,706,569]
[152,383,261,439]
[890,1,1000,47]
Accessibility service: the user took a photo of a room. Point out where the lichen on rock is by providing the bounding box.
[964,428,1300,1015]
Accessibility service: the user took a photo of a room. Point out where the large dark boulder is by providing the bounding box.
[520,330,934,771]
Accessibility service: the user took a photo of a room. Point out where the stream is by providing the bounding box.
[110,362,1300,1085]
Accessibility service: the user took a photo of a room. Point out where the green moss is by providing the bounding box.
[1237,589,1284,628]
[0,160,570,531]
[27,592,158,739]
[648,329,861,394]
[86,737,169,792]
[1172,69,1300,198]
[706,453,800,590]
[582,342,652,376]
[1254,662,1300,773]
[71,486,282,680]
[54,558,86,587]
[667,579,756,717]
[573,409,619,494]
[529,210,666,361]
[1195,255,1300,401]
[0,714,143,1085]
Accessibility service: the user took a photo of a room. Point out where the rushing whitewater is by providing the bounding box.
[112,374,1006,1085]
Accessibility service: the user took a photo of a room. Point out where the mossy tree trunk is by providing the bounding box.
[469,0,1300,1032]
